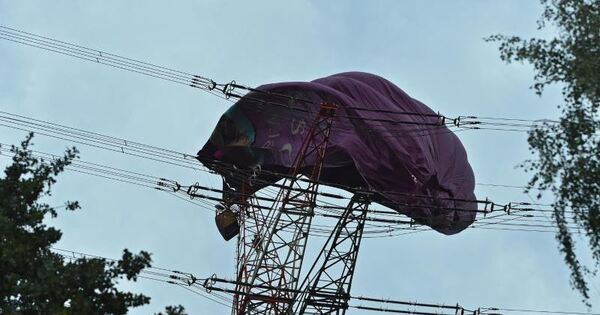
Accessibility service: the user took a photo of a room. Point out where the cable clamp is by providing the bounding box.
[222,80,236,99]
[483,198,493,216]
[186,274,198,286]
[187,182,200,199]
[437,112,446,126]
[503,202,512,214]
[248,164,262,187]
[207,79,217,91]
[453,117,461,128]
[203,274,217,293]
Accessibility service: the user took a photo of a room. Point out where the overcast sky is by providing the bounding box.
[1,1,599,314]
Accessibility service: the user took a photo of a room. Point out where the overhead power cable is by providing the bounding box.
[203,275,597,315]
[0,111,547,214]
[485,307,600,315]
[0,111,585,236]
[0,108,582,235]
[50,248,232,309]
[52,248,600,315]
[0,25,562,135]
[1,139,583,238]
[0,26,450,130]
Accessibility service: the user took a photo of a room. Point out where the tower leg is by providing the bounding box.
[296,193,371,315]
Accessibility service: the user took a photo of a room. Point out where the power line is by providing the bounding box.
[0,25,563,136]
[53,248,600,315]
[0,113,537,214]
[0,109,562,220]
[0,108,585,236]
[203,275,599,315]
[0,113,584,236]
[3,141,584,238]
[52,247,206,286]
[50,248,233,309]
[485,307,600,315]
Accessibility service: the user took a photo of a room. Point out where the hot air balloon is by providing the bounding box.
[197,72,476,237]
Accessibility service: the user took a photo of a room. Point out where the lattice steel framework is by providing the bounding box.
[233,103,337,315]
[294,193,371,315]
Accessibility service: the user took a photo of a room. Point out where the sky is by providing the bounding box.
[1,1,599,314]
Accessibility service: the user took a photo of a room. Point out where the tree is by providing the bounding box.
[155,305,188,315]
[487,0,600,306]
[0,134,185,314]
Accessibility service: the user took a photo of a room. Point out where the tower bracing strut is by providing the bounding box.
[294,193,371,315]
[234,103,337,315]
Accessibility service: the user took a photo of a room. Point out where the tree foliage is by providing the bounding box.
[488,0,600,305]
[155,305,188,315]
[0,134,185,314]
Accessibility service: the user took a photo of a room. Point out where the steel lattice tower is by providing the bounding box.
[233,103,338,314]
[203,103,373,314]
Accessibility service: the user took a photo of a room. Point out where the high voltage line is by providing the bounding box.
[0,110,571,216]
[0,109,582,238]
[50,248,600,315]
[51,248,233,309]
[0,136,582,236]
[0,110,549,208]
[0,25,561,135]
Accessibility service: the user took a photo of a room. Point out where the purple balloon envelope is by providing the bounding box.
[198,72,476,235]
